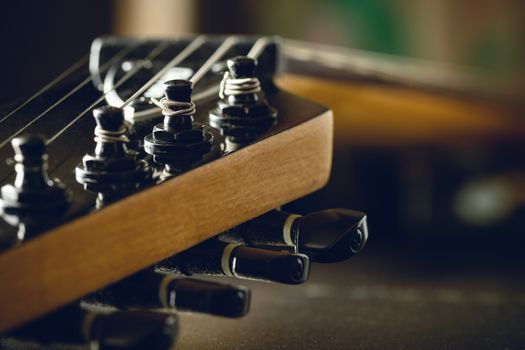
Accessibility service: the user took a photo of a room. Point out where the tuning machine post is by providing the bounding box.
[209,56,277,145]
[143,80,214,175]
[9,304,179,350]
[0,135,72,241]
[75,106,152,205]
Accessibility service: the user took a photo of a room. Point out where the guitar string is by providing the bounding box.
[0,56,89,125]
[189,36,239,84]
[120,36,207,109]
[42,36,270,144]
[218,36,270,98]
[247,36,272,59]
[0,44,138,150]
[1,37,272,185]
[46,37,207,145]
[190,36,269,84]
[113,35,237,116]
[152,36,239,118]
[117,36,271,122]
[45,43,169,146]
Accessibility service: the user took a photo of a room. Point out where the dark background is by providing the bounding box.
[1,1,524,349]
[0,1,112,106]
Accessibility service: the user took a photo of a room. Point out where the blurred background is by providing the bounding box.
[1,0,524,104]
[1,1,524,348]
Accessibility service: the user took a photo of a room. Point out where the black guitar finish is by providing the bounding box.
[0,36,326,246]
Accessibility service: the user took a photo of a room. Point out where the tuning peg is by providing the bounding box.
[75,106,152,204]
[159,239,310,285]
[222,208,369,263]
[144,80,213,174]
[209,56,277,144]
[9,304,179,350]
[92,269,250,318]
[224,56,259,104]
[0,135,71,239]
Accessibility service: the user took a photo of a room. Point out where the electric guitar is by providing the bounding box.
[5,34,519,349]
[0,35,335,335]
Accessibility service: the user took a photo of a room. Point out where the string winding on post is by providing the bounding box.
[219,72,261,99]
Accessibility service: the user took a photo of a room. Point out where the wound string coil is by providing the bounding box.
[152,97,196,118]
[94,126,129,143]
[219,72,261,99]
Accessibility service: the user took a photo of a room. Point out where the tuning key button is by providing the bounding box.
[222,56,260,105]
[9,304,179,350]
[75,106,152,204]
[160,239,310,285]
[223,208,369,263]
[144,80,213,173]
[209,56,277,143]
[0,135,71,239]
[93,269,250,318]
[161,275,250,318]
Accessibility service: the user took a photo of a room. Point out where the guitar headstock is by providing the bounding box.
[0,35,333,332]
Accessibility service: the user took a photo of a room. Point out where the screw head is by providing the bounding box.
[349,227,365,253]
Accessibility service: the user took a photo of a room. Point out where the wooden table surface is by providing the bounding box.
[4,242,523,350]
[173,244,525,350]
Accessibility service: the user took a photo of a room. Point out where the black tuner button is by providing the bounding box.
[88,309,178,350]
[166,276,250,318]
[93,269,250,318]
[233,244,310,284]
[209,56,277,144]
[223,208,369,264]
[0,135,71,239]
[144,80,213,173]
[75,106,152,204]
[159,239,310,285]
[297,209,368,263]
[10,304,179,350]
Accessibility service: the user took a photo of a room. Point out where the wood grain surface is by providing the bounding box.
[0,109,333,332]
